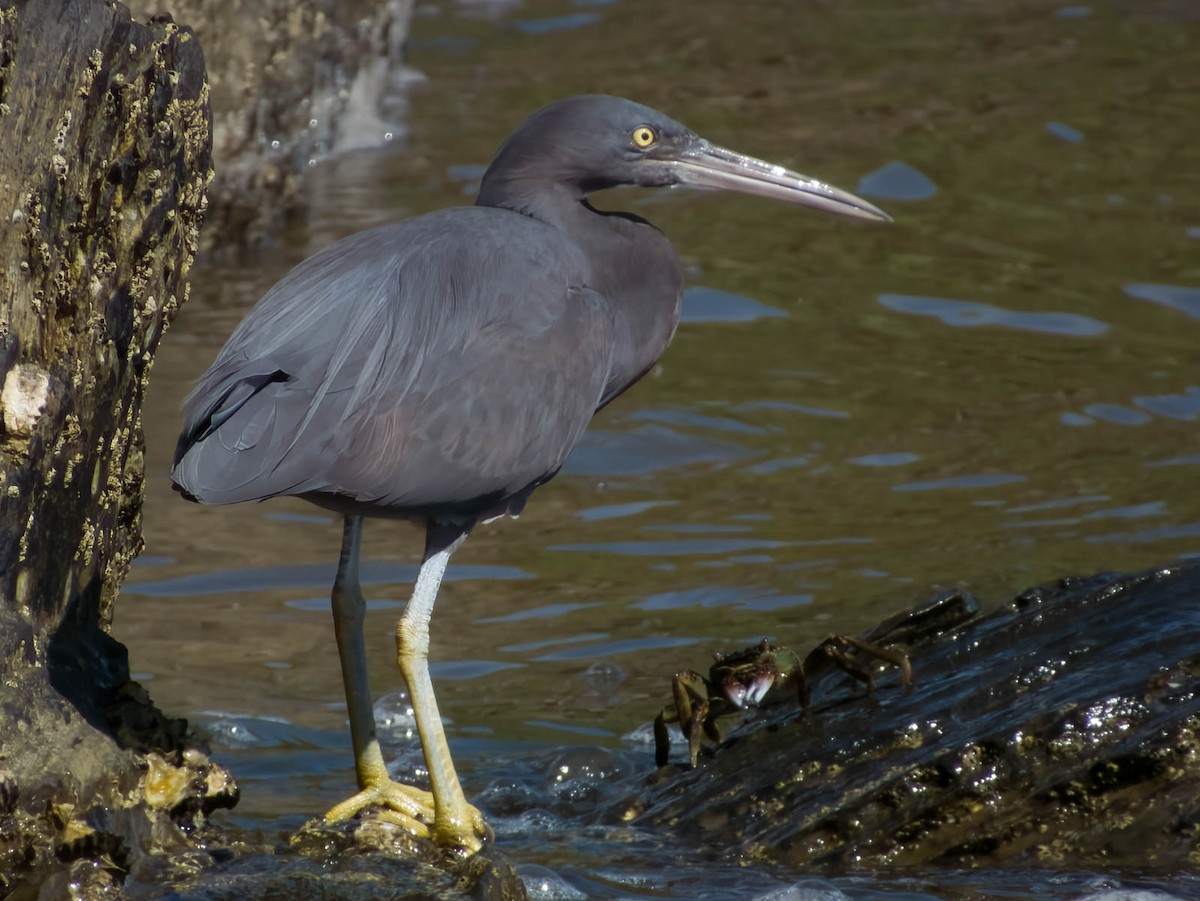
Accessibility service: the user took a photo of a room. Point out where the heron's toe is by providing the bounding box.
[324,779,436,839]
[433,800,492,856]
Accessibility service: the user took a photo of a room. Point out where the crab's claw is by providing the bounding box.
[725,670,778,709]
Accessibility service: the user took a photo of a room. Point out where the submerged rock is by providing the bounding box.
[618,565,1200,869]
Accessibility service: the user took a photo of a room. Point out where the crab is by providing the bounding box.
[653,635,913,768]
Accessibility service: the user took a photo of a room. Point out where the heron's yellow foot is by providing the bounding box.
[323,778,491,854]
[424,797,491,856]
[324,778,436,840]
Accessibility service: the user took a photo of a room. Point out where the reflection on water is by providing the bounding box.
[1124,283,1200,319]
[878,292,1110,336]
[118,0,1200,896]
[680,285,788,323]
[1046,120,1086,143]
[858,160,939,201]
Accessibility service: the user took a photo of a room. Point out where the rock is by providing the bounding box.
[122,0,416,250]
[621,565,1200,869]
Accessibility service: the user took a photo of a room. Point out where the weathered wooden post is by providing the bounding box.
[0,0,227,888]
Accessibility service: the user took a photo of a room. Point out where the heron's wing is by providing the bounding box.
[172,208,614,513]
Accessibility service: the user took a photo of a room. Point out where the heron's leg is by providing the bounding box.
[394,521,489,853]
[324,515,435,834]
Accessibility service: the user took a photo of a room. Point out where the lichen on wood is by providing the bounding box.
[0,0,230,888]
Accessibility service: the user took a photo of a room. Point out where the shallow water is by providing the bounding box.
[118,0,1200,896]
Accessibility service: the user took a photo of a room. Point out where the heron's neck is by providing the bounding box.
[475,172,587,227]
[578,204,684,409]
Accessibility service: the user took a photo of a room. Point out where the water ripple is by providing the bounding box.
[893,473,1026,492]
[681,285,788,323]
[857,161,937,201]
[1134,387,1200,420]
[1124,283,1200,320]
[532,635,698,661]
[550,538,791,556]
[850,452,921,467]
[431,660,524,681]
[575,500,678,521]
[1046,121,1085,142]
[563,424,748,477]
[127,560,530,597]
[879,293,1108,336]
[634,585,806,612]
[735,399,849,419]
[1082,403,1150,425]
[478,602,604,624]
[515,13,601,34]
[629,407,765,435]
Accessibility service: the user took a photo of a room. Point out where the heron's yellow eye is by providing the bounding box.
[632,126,657,149]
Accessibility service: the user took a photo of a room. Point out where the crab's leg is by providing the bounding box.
[837,635,914,689]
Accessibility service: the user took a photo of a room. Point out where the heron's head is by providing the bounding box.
[477,94,889,223]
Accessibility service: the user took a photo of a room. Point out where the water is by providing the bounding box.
[118,0,1200,896]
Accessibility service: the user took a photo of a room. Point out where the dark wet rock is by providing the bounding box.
[133,815,529,900]
[123,0,415,251]
[617,566,1200,869]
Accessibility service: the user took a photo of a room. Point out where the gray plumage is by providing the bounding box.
[175,98,685,525]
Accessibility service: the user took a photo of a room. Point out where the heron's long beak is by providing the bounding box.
[665,139,891,223]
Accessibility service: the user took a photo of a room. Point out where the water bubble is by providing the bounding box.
[544,746,626,812]
[520,865,586,900]
[580,660,626,692]
[374,690,417,742]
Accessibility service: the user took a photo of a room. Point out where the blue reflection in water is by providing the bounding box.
[564,424,748,476]
[734,399,849,419]
[1085,522,1200,544]
[515,13,601,34]
[634,584,793,611]
[743,456,810,475]
[576,500,678,521]
[857,161,938,201]
[1060,411,1094,427]
[1008,494,1109,513]
[523,720,615,738]
[550,538,791,556]
[681,286,788,323]
[1046,121,1085,143]
[879,294,1108,336]
[1135,387,1200,420]
[127,560,530,596]
[698,555,778,569]
[1124,283,1200,320]
[500,632,608,654]
[1082,501,1168,521]
[893,473,1026,492]
[629,407,765,435]
[477,602,604,624]
[850,452,921,467]
[532,635,698,661]
[1147,454,1200,468]
[1083,403,1151,426]
[644,523,753,534]
[1005,501,1168,530]
[431,660,525,681]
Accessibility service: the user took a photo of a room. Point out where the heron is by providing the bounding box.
[171,94,889,854]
